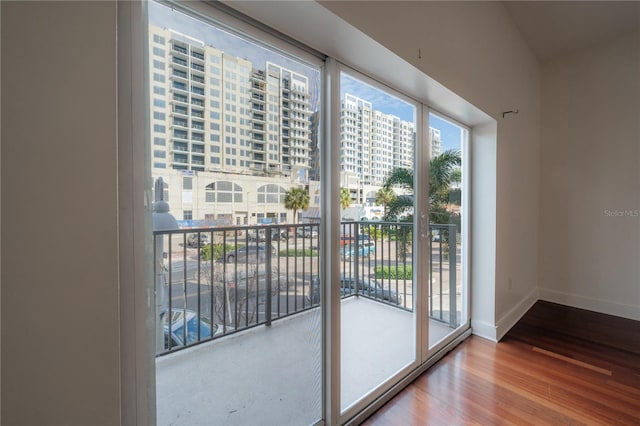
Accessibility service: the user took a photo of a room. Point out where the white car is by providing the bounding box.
[187,233,210,248]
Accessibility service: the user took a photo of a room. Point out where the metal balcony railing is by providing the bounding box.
[154,221,459,355]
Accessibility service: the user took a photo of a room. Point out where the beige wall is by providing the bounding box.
[319,1,542,336]
[1,2,121,424]
[539,31,640,320]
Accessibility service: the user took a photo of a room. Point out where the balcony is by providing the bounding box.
[171,56,187,67]
[172,69,188,80]
[171,81,187,92]
[191,74,205,84]
[172,44,188,55]
[191,50,205,61]
[154,222,461,425]
[191,62,205,73]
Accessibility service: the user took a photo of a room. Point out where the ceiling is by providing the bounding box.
[502,1,640,63]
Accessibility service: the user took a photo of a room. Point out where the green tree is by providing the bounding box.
[382,149,461,224]
[429,150,462,206]
[375,187,396,217]
[340,187,352,209]
[284,187,310,224]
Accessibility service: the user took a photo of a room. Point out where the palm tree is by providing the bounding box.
[382,149,461,223]
[284,187,309,224]
[429,150,462,206]
[340,187,352,209]
[382,167,414,221]
[375,187,396,217]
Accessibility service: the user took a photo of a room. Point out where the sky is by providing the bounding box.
[430,114,464,152]
[149,1,463,153]
[149,1,322,108]
[340,74,463,152]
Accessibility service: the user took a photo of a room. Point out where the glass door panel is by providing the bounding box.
[427,112,469,351]
[148,2,323,424]
[338,70,419,414]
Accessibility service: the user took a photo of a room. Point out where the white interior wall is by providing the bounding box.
[1,2,121,424]
[539,31,640,320]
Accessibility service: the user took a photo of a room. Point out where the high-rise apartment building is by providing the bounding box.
[394,117,415,170]
[149,25,313,175]
[148,25,315,223]
[430,127,442,158]
[339,93,416,202]
[338,94,448,205]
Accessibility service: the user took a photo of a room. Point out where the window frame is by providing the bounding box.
[120,1,480,424]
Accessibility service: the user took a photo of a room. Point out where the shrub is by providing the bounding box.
[200,243,236,261]
[279,248,319,257]
[374,265,412,279]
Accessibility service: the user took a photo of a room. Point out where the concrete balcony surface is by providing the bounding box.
[156,297,455,426]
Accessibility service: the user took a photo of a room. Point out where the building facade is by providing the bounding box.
[149,25,443,222]
[339,94,417,204]
[148,25,315,224]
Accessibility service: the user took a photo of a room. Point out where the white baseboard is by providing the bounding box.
[495,288,539,341]
[471,319,497,342]
[539,288,640,321]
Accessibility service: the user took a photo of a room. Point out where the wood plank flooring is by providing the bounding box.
[363,301,640,425]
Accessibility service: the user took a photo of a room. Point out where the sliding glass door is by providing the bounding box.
[148,2,323,424]
[144,3,471,424]
[336,67,424,418]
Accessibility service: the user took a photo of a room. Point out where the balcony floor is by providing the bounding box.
[156,297,455,425]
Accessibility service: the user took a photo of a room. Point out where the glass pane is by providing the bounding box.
[427,113,467,348]
[339,72,417,412]
[149,2,322,424]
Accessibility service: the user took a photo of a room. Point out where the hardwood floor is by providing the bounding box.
[363,301,640,425]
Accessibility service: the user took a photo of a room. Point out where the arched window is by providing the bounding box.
[205,181,243,203]
[257,184,287,204]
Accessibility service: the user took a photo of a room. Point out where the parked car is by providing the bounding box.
[296,226,318,238]
[162,308,225,349]
[247,229,267,242]
[224,243,275,263]
[187,233,210,248]
[358,233,371,242]
[340,235,354,247]
[340,241,376,259]
[307,274,401,306]
[248,227,288,242]
[340,233,371,246]
[340,274,401,305]
[271,227,289,241]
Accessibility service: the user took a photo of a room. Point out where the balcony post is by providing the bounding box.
[448,224,457,327]
[265,227,273,326]
[354,222,359,295]
[428,224,433,318]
